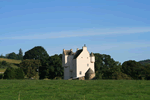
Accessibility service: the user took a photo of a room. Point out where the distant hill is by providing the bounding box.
[138,59,150,65]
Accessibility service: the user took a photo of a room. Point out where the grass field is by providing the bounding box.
[0,58,21,72]
[0,68,6,72]
[0,58,21,64]
[0,80,149,100]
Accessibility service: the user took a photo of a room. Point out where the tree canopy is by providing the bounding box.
[23,46,49,60]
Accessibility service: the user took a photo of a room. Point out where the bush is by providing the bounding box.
[96,72,103,79]
[111,72,132,80]
[3,67,16,79]
[2,61,7,66]
[3,67,24,79]
[0,74,3,79]
[15,68,24,79]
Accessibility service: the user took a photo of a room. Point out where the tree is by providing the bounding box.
[7,52,18,59]
[94,53,122,79]
[18,48,23,60]
[3,67,24,79]
[122,60,143,79]
[39,54,63,79]
[19,59,41,78]
[23,46,49,67]
[15,68,24,79]
[3,67,16,79]
[0,54,5,58]
[141,64,150,80]
[111,72,132,80]
[23,46,49,60]
[48,54,63,79]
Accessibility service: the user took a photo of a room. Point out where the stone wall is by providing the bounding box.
[85,73,95,80]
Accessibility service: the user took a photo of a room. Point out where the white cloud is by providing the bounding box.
[88,42,150,52]
[1,27,150,40]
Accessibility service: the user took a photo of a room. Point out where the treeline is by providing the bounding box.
[0,48,23,60]
[1,46,150,80]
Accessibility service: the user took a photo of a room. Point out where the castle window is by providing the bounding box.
[87,57,88,59]
[87,64,89,66]
[81,57,83,58]
[80,71,82,75]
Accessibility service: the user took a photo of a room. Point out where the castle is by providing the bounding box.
[62,45,95,80]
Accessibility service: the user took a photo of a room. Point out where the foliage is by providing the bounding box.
[111,72,132,80]
[39,54,63,79]
[3,67,16,79]
[0,60,11,68]
[7,52,18,59]
[94,53,122,79]
[23,46,49,61]
[18,48,23,60]
[0,74,3,79]
[19,59,41,78]
[139,59,150,65]
[0,54,4,58]
[141,64,150,80]
[122,60,143,79]
[0,49,23,60]
[15,68,24,79]
[3,67,24,79]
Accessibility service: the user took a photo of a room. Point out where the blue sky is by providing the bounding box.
[0,0,150,64]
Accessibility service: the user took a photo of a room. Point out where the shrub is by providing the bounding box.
[111,72,132,80]
[3,67,24,79]
[0,74,3,79]
[3,67,16,79]
[15,68,25,79]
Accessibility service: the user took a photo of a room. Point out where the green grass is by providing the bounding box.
[0,58,21,72]
[0,80,149,100]
[0,58,21,64]
[0,68,6,72]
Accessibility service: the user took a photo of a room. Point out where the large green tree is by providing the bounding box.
[19,59,41,78]
[7,52,18,59]
[94,53,122,79]
[39,54,63,79]
[3,67,16,79]
[3,67,24,79]
[23,46,49,60]
[122,60,143,79]
[23,46,49,67]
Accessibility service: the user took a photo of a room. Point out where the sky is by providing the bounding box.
[0,0,150,64]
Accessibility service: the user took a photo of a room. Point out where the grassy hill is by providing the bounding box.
[0,58,21,72]
[0,58,21,64]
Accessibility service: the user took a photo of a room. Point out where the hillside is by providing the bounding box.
[138,59,150,65]
[0,58,21,72]
[0,58,21,64]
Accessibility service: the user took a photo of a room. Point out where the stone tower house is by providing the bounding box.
[62,45,95,80]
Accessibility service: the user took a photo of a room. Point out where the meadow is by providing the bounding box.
[0,58,21,73]
[0,58,21,64]
[0,80,149,100]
